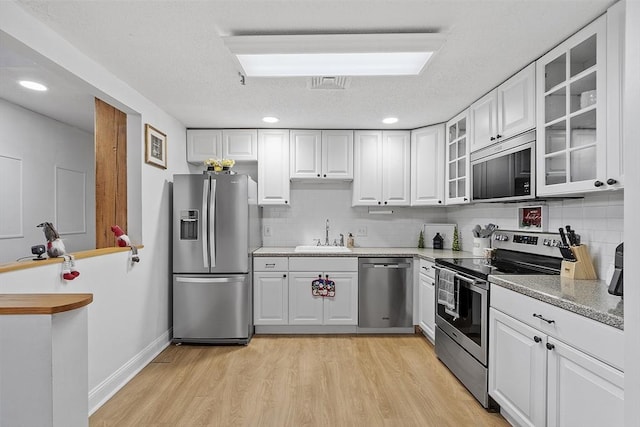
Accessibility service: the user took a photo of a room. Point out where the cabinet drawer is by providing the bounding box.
[288,257,358,272]
[254,257,288,271]
[491,284,624,371]
[419,259,435,279]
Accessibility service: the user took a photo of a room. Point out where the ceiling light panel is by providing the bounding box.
[223,33,445,77]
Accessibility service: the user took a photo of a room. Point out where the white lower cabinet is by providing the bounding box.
[489,285,624,427]
[254,272,289,325]
[289,272,358,325]
[254,257,358,328]
[417,259,436,342]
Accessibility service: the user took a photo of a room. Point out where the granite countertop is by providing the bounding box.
[253,247,477,262]
[490,275,624,330]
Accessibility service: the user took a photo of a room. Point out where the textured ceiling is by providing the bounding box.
[3,0,616,131]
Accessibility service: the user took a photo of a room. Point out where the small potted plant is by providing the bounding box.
[221,158,235,171]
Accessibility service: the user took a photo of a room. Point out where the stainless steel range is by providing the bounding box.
[434,229,564,409]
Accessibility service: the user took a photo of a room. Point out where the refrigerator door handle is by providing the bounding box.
[209,178,217,268]
[176,276,246,284]
[202,178,209,268]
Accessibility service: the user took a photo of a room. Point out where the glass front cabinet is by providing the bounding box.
[445,110,470,204]
[536,13,623,196]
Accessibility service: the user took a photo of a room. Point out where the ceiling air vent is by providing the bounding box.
[309,76,350,90]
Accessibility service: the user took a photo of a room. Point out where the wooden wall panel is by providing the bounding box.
[94,98,127,248]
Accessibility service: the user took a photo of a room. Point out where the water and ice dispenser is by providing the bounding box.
[179,210,199,240]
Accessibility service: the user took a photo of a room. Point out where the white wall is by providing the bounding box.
[447,192,624,280]
[0,99,95,262]
[0,1,190,414]
[261,181,448,247]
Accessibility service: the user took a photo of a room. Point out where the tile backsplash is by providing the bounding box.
[261,181,624,282]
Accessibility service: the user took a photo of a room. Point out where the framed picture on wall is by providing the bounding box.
[145,124,167,169]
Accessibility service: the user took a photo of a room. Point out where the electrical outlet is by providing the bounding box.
[263,225,272,237]
[357,226,367,237]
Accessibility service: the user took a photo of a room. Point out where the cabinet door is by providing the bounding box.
[445,110,470,204]
[498,63,536,140]
[254,272,288,325]
[410,125,445,206]
[186,129,222,164]
[352,131,383,206]
[288,273,323,325]
[323,272,358,325]
[470,90,498,152]
[536,16,608,196]
[489,308,547,427]
[322,130,353,179]
[258,130,290,205]
[418,274,435,341]
[290,130,321,179]
[222,129,257,161]
[381,131,411,206]
[605,2,625,189]
[546,337,624,427]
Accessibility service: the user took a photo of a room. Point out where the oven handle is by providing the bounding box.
[434,266,488,294]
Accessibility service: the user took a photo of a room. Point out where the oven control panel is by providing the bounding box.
[492,230,564,258]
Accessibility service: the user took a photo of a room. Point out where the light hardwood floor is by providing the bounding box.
[90,335,509,427]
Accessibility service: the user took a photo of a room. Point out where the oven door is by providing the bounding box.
[471,131,535,203]
[435,267,488,365]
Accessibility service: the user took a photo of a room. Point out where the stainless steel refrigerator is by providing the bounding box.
[172,172,261,344]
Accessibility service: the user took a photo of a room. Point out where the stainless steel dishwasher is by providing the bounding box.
[358,257,414,333]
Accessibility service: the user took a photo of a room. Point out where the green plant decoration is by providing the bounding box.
[418,230,425,249]
[452,226,461,251]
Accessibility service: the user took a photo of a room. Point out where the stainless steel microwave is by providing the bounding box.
[471,130,535,203]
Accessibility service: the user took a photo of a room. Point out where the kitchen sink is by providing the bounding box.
[294,245,352,253]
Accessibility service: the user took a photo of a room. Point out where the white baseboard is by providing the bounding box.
[88,329,172,415]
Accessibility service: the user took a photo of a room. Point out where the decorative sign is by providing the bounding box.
[518,205,547,232]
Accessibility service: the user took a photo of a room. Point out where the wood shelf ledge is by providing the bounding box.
[0,245,144,274]
[0,293,93,315]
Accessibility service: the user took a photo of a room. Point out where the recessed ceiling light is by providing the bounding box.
[19,80,48,91]
[382,117,399,124]
[262,116,279,123]
[223,33,445,77]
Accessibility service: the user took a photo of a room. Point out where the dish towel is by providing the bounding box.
[311,275,335,297]
[437,268,459,319]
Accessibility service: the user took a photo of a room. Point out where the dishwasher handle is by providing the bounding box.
[361,263,411,269]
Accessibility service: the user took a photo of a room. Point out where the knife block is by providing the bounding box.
[561,244,598,280]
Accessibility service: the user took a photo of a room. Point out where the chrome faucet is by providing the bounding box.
[325,219,330,246]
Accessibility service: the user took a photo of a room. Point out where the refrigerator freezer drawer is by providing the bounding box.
[173,274,252,344]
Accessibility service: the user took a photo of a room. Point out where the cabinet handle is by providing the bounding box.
[323,174,327,178]
[317,174,321,177]
[533,336,542,343]
[265,263,276,268]
[533,313,555,324]
[490,136,496,141]
[384,201,388,205]
[463,198,468,201]
[546,342,555,351]
[594,180,604,187]
[496,134,502,139]
[283,274,287,278]
[607,178,618,185]
[438,200,442,204]
[378,201,381,205]
[285,200,288,204]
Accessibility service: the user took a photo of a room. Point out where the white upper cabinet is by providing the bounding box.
[187,129,257,164]
[352,130,410,206]
[186,129,222,164]
[470,63,536,152]
[411,124,445,206]
[445,110,470,204]
[222,129,257,161]
[258,129,290,205]
[536,12,623,196]
[290,130,353,180]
